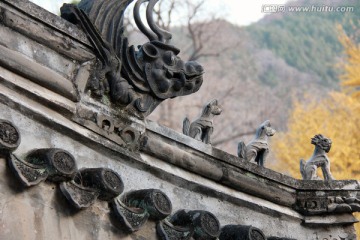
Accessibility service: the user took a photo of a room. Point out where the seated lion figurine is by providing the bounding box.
[300,134,335,180]
[237,120,276,167]
[183,99,222,144]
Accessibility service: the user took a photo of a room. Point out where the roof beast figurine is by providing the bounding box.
[300,134,335,180]
[237,120,275,167]
[61,0,204,118]
[183,99,222,144]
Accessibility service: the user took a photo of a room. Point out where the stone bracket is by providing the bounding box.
[60,168,124,209]
[9,148,77,187]
[111,189,172,232]
[111,197,149,232]
[157,210,221,240]
[60,180,100,209]
[157,220,192,240]
[219,225,267,240]
[0,119,20,152]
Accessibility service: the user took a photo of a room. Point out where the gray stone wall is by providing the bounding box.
[0,0,358,239]
[0,102,355,240]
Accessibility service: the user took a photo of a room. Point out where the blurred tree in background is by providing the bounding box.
[272,25,360,179]
[271,93,360,179]
[59,0,360,155]
[272,24,360,178]
[271,24,360,235]
[340,27,360,99]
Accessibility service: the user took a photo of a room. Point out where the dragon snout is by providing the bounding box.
[184,61,204,77]
[181,61,203,91]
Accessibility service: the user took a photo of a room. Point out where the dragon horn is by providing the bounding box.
[134,0,157,41]
[146,0,172,43]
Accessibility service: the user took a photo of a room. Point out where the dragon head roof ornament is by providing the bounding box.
[61,0,204,118]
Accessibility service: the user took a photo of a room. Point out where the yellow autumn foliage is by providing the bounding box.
[272,25,360,236]
[271,92,360,180]
[339,29,360,99]
[272,25,360,179]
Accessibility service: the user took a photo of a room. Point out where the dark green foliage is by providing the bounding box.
[247,0,360,86]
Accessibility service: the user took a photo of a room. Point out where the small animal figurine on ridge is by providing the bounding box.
[237,120,276,166]
[183,99,222,144]
[300,134,335,180]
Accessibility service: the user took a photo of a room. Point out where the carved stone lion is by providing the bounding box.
[183,99,222,144]
[237,120,276,166]
[300,134,335,180]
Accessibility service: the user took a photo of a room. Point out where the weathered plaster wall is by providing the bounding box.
[0,0,358,239]
[0,100,355,240]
